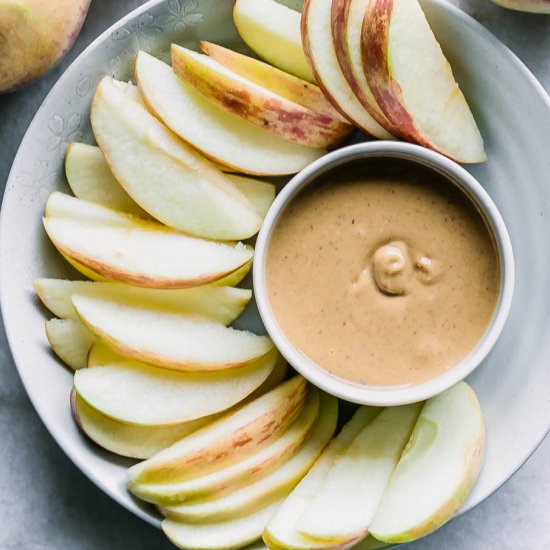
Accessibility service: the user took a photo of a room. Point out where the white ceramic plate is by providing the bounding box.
[1,0,549,542]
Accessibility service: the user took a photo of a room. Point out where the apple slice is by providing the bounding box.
[71,295,273,371]
[361,0,486,162]
[33,279,251,326]
[296,402,422,542]
[233,0,314,82]
[74,349,279,426]
[87,342,125,367]
[199,41,346,122]
[135,52,323,176]
[65,143,275,218]
[65,142,148,217]
[45,318,95,370]
[489,0,550,12]
[369,382,485,543]
[43,217,254,289]
[331,0,397,135]
[129,379,318,507]
[264,406,380,550]
[161,391,337,523]
[171,45,350,149]
[91,76,262,239]
[162,499,283,550]
[127,376,308,484]
[71,390,215,459]
[301,0,393,139]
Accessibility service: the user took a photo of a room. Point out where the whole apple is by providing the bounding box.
[489,0,550,12]
[0,0,91,93]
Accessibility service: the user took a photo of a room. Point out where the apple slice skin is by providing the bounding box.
[199,41,347,123]
[330,0,399,137]
[171,45,349,149]
[369,383,485,543]
[128,376,309,485]
[300,0,393,140]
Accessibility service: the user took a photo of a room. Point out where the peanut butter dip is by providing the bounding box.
[265,166,499,386]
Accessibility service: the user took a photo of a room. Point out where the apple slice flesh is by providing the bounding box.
[171,45,349,149]
[130,380,317,506]
[91,76,262,239]
[135,51,323,176]
[162,499,283,550]
[264,406,380,550]
[71,295,272,371]
[45,318,95,370]
[87,342,125,367]
[199,41,346,122]
[127,376,308,484]
[331,0,396,134]
[74,349,279,426]
[65,143,275,218]
[297,402,423,542]
[362,0,485,162]
[65,142,149,216]
[161,391,337,523]
[233,0,314,82]
[71,390,214,459]
[301,0,393,139]
[489,0,550,13]
[369,382,485,543]
[44,217,254,289]
[33,278,251,326]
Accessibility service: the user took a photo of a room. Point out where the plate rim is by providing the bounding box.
[1,0,549,538]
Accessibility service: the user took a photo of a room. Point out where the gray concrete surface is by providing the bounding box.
[0,1,549,548]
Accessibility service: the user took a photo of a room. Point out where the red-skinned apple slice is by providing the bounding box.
[71,295,273,372]
[199,41,346,122]
[74,350,279,426]
[233,0,314,82]
[160,391,337,523]
[43,216,254,289]
[91,76,262,239]
[301,0,393,139]
[127,376,308,484]
[331,0,398,135]
[171,45,350,149]
[361,0,486,162]
[369,382,485,543]
[135,51,324,176]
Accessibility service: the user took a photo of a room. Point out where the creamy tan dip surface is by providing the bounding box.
[265,167,499,387]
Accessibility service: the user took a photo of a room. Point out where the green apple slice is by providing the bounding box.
[129,381,317,506]
[301,0,393,139]
[160,392,337,523]
[369,382,485,543]
[65,143,275,218]
[71,295,272,371]
[170,45,349,149]
[74,349,279,426]
[127,376,308,484]
[43,217,254,289]
[162,499,283,550]
[33,278,251,325]
[45,318,95,370]
[362,0,486,162]
[134,51,323,176]
[71,390,214,459]
[296,402,423,542]
[233,0,314,82]
[91,76,262,239]
[264,406,380,550]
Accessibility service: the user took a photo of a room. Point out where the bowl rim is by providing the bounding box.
[253,141,515,406]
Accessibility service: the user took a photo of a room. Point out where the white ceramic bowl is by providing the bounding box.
[254,142,515,406]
